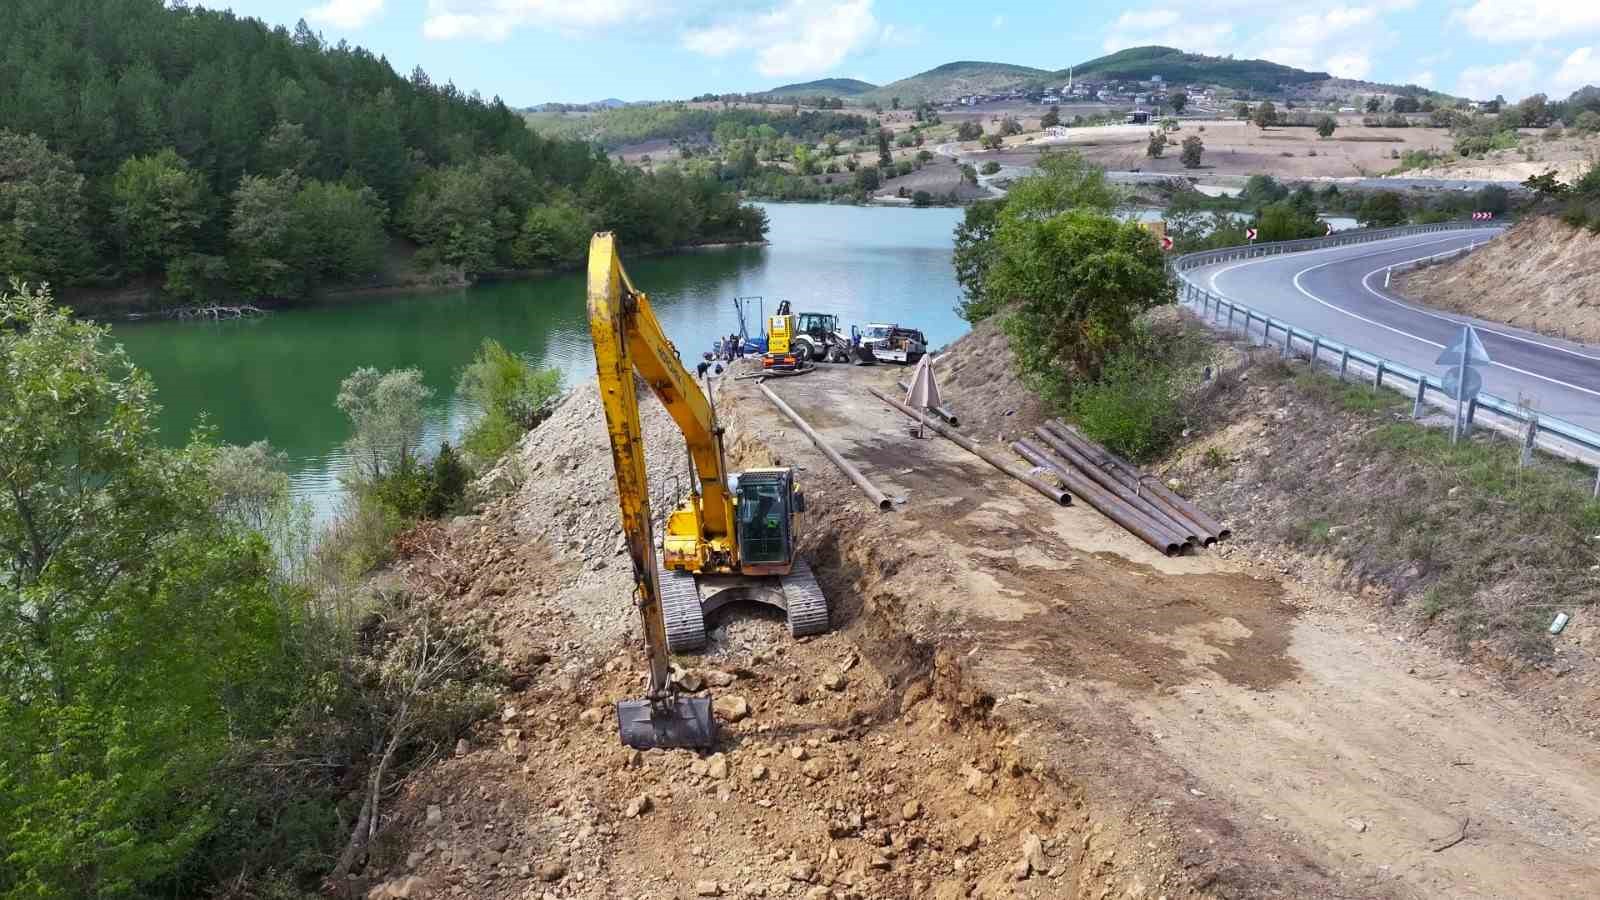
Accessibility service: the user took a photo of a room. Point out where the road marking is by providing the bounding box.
[1287,248,1600,401]
[1204,233,1466,295]
[1358,256,1600,364]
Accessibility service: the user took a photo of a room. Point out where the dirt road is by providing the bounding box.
[720,358,1600,899]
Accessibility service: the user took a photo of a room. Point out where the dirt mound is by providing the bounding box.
[359,379,1190,900]
[932,319,1054,446]
[1394,216,1600,344]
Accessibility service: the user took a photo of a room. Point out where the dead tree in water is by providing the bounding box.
[170,304,267,321]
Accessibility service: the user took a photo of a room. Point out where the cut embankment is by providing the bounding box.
[1395,216,1600,344]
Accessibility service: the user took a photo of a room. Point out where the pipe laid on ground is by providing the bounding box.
[866,386,1070,507]
[1012,441,1185,557]
[759,383,893,512]
[893,381,961,426]
[1026,428,1201,548]
[1040,420,1220,545]
[1034,424,1213,548]
[1044,420,1232,542]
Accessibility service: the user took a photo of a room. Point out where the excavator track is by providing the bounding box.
[781,558,830,638]
[660,564,707,652]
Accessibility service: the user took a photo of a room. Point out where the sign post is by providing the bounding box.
[1435,325,1491,444]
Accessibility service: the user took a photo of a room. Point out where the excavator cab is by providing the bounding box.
[734,469,804,571]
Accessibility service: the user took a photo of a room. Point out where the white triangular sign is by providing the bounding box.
[1435,325,1490,367]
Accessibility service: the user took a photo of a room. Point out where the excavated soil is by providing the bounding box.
[358,321,1600,900]
[357,383,1199,900]
[1395,216,1600,345]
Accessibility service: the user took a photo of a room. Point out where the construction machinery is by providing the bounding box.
[860,322,927,364]
[765,301,873,368]
[587,233,831,750]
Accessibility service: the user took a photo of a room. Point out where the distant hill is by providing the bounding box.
[1063,46,1327,93]
[857,61,1053,105]
[762,78,876,98]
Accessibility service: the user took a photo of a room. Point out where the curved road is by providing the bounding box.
[1183,229,1600,431]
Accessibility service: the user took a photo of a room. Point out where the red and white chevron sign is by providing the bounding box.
[1472,211,1495,220]
[1160,234,1174,251]
[1246,227,1258,241]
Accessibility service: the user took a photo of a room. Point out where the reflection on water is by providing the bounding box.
[112,203,966,515]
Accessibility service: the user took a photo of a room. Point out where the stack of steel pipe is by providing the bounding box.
[1043,420,1230,542]
[1033,419,1231,546]
[1011,440,1185,556]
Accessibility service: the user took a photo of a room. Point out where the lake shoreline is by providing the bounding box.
[78,238,771,322]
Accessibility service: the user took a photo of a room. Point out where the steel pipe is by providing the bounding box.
[1013,441,1185,557]
[1029,427,1206,547]
[893,381,961,426]
[760,383,892,512]
[1043,420,1232,542]
[866,387,1070,507]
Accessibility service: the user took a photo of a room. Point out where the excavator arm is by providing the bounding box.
[587,232,725,747]
[588,233,736,570]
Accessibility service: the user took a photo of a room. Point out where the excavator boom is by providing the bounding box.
[588,232,717,749]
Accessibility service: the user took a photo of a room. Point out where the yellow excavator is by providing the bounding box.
[587,232,830,750]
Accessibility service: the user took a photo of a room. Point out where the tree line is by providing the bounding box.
[0,0,766,308]
[0,280,566,899]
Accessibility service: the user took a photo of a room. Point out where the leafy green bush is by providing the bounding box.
[1069,347,1186,462]
[457,339,562,464]
[0,283,301,898]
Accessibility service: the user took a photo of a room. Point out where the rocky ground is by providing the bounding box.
[357,384,1181,900]
[355,316,1600,900]
[1395,216,1600,345]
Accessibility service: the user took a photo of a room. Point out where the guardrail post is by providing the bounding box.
[1374,360,1385,390]
[1338,348,1350,381]
[1465,397,1478,435]
[1594,467,1599,500]
[1310,336,1321,366]
[1226,304,1235,330]
[1520,416,1538,467]
[1280,329,1292,359]
[1412,377,1426,419]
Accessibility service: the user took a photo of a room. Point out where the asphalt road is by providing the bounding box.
[1183,229,1600,432]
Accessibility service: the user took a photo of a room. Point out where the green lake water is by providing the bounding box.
[112,203,967,514]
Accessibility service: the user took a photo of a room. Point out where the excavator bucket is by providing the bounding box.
[851,345,876,365]
[617,696,715,750]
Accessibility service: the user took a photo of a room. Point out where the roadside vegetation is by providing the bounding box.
[952,152,1193,460]
[1185,347,1600,662]
[0,282,561,898]
[0,0,764,312]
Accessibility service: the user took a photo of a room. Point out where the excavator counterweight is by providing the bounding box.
[586,233,830,750]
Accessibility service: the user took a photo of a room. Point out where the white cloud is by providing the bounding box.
[1325,52,1373,80]
[1455,59,1539,99]
[1103,10,1233,56]
[422,0,663,40]
[307,0,384,29]
[1552,46,1600,95]
[1453,1,1600,44]
[680,0,884,79]
[1110,9,1181,32]
[1409,69,1435,87]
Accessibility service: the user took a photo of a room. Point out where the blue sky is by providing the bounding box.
[216,1,1600,104]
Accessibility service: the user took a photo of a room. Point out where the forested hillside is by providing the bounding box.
[1064,46,1328,92]
[526,102,872,150]
[0,0,765,308]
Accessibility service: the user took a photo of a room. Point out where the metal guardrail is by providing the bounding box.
[1170,222,1600,491]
